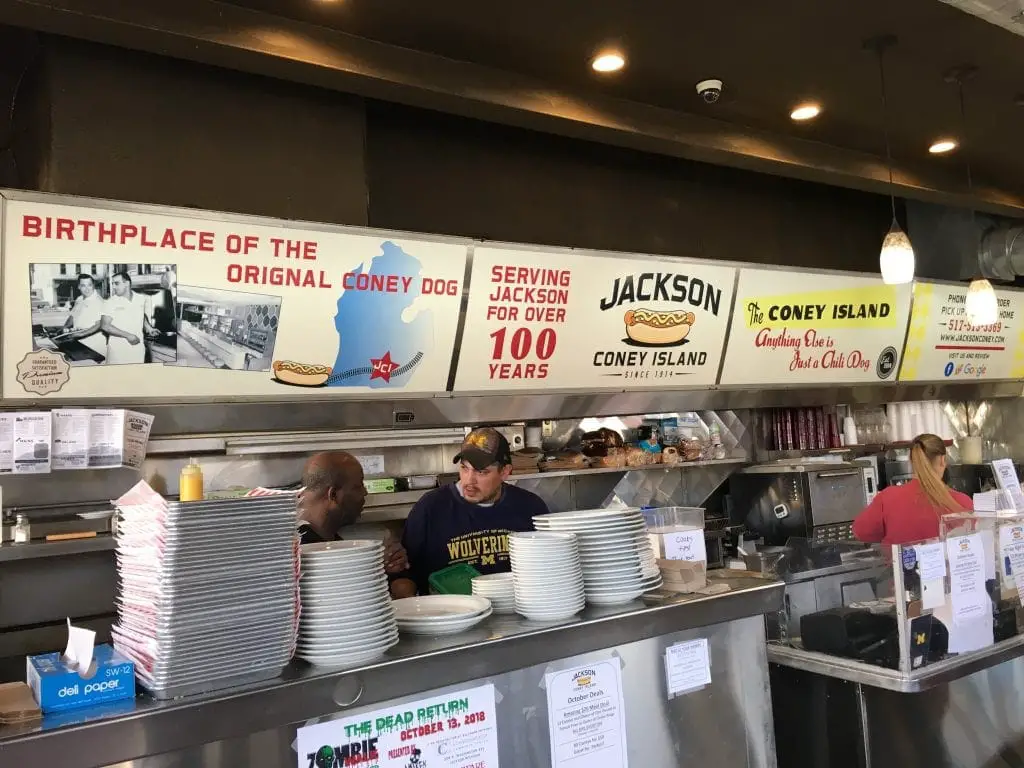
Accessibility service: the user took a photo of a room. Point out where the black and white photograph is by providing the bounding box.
[29,263,178,366]
[172,286,281,371]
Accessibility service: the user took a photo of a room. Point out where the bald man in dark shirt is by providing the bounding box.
[298,451,415,598]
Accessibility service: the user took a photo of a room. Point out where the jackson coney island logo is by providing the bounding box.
[572,669,597,688]
[595,271,723,380]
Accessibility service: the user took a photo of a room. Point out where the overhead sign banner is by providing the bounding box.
[899,281,1024,382]
[453,246,736,392]
[1,197,468,400]
[719,269,912,386]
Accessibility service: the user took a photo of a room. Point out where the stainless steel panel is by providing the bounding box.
[0,575,783,766]
[773,644,1024,768]
[0,550,115,630]
[863,656,1024,768]
[2,385,1021,434]
[768,633,1024,693]
[99,615,775,768]
[806,469,867,526]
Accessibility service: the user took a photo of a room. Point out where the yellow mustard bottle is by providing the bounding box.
[179,459,204,502]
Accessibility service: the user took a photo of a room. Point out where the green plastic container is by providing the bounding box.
[428,563,482,595]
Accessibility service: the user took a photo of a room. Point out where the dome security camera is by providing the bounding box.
[696,79,723,104]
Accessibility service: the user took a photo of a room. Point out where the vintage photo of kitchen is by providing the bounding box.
[29,263,178,366]
[172,285,281,371]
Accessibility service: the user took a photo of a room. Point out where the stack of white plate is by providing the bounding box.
[509,531,586,621]
[111,489,298,699]
[393,595,492,635]
[534,509,663,605]
[297,540,399,666]
[471,573,515,614]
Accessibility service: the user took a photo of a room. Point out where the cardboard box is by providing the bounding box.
[26,644,135,713]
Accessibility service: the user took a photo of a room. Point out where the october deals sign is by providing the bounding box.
[899,281,1024,382]
[718,269,912,386]
[1,196,468,400]
[453,246,736,391]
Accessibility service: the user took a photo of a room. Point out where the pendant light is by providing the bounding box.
[947,65,998,325]
[866,35,915,284]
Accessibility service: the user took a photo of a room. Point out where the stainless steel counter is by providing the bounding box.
[767,635,1024,693]
[0,573,782,768]
[769,635,1024,767]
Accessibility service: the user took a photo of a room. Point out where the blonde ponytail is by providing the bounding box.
[910,433,964,513]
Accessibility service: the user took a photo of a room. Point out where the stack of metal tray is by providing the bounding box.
[111,493,299,700]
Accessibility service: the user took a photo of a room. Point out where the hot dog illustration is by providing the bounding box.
[272,360,332,387]
[623,308,696,345]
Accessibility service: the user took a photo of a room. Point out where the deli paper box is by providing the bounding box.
[26,644,135,713]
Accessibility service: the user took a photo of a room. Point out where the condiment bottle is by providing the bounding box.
[13,514,30,544]
[179,459,204,502]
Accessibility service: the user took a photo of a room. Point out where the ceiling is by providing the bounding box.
[3,0,1024,211]
[941,0,1024,34]
[214,0,1024,197]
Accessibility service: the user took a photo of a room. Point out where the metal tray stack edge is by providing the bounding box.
[113,494,299,699]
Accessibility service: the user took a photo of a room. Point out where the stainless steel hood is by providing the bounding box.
[10,381,1011,437]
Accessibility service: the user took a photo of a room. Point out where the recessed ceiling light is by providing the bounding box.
[790,103,822,121]
[928,139,958,154]
[591,51,625,73]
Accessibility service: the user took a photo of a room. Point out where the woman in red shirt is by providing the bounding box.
[853,433,973,546]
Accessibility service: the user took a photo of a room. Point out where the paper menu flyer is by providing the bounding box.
[122,412,155,470]
[12,412,51,474]
[0,414,13,474]
[999,523,1024,605]
[991,459,1024,511]
[546,658,628,768]
[52,409,91,470]
[2,409,154,473]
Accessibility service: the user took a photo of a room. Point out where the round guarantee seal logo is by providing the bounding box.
[876,346,898,380]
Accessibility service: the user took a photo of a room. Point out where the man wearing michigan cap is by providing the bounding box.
[399,427,550,595]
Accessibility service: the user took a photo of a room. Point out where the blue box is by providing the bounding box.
[26,644,136,713]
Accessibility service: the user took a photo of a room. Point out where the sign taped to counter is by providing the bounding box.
[1,196,468,399]
[294,683,498,768]
[545,658,628,768]
[454,245,735,391]
[718,269,912,386]
[899,281,1024,382]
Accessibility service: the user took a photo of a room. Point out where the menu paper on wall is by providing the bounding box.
[12,412,52,474]
[1,409,154,472]
[545,658,628,768]
[991,458,1024,511]
[0,415,14,474]
[294,683,498,768]
[945,533,989,626]
[718,269,912,386]
[52,409,92,469]
[454,246,735,392]
[665,639,712,698]
[121,411,156,470]
[900,281,1024,382]
[2,197,468,400]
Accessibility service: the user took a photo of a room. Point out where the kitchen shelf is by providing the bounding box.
[509,458,747,482]
[0,535,115,563]
[761,440,955,462]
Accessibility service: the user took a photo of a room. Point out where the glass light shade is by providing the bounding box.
[966,278,998,325]
[879,223,915,285]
